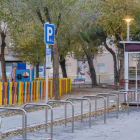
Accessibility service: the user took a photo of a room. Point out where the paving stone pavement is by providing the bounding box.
[0,94,124,138]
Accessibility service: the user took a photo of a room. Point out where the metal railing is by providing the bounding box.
[0,116,1,128]
[137,89,140,112]
[0,93,133,139]
[110,91,129,115]
[82,95,106,124]
[66,98,91,128]
[123,89,136,102]
[0,107,27,140]
[23,103,53,139]
[120,89,137,110]
[60,74,114,84]
[97,93,118,119]
[47,100,74,133]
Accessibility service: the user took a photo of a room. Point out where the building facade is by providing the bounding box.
[0,45,122,84]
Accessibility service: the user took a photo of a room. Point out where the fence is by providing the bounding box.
[34,78,53,81]
[66,74,114,84]
[33,78,71,95]
[1,74,114,84]
[0,78,11,83]
[0,78,71,106]
[119,79,140,102]
[33,74,114,84]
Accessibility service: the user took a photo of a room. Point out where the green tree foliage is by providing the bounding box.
[99,0,140,39]
[1,0,89,99]
[0,0,14,82]
[9,23,45,65]
[78,26,103,86]
[96,0,140,82]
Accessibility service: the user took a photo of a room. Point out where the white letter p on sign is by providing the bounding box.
[47,27,53,41]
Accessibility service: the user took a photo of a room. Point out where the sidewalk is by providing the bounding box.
[6,107,139,140]
[0,93,123,135]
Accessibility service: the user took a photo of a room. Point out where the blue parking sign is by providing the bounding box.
[44,23,55,45]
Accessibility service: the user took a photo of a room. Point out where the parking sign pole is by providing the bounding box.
[46,44,49,103]
[45,22,54,104]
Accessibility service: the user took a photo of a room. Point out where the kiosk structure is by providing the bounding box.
[120,41,140,101]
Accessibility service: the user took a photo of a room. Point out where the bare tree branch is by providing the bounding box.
[55,13,62,37]
[44,7,51,23]
[36,9,45,26]
[0,21,2,33]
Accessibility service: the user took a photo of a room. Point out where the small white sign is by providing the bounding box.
[46,48,51,69]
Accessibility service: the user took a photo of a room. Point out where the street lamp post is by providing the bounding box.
[127,20,130,41]
[123,18,134,41]
[123,18,138,101]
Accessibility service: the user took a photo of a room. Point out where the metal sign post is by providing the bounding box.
[44,22,55,103]
[46,44,49,103]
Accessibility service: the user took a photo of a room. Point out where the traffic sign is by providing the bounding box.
[44,22,55,104]
[44,23,55,45]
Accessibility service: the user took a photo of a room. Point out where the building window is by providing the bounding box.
[6,63,12,78]
[6,62,19,78]
[66,63,72,73]
[97,63,105,73]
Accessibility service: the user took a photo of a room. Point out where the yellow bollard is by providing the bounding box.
[0,83,2,105]
[18,82,21,106]
[59,79,62,96]
[31,82,33,101]
[36,81,38,102]
[25,82,27,103]
[66,79,67,94]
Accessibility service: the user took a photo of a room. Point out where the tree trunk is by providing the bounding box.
[117,42,124,80]
[1,58,6,82]
[59,55,67,78]
[36,8,61,99]
[104,40,119,84]
[36,62,39,78]
[119,51,124,79]
[53,36,60,100]
[1,32,6,82]
[87,53,97,87]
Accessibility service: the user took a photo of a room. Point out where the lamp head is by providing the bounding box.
[123,16,134,23]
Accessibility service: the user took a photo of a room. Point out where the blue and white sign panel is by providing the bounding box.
[46,48,51,69]
[44,23,55,45]
[46,48,51,55]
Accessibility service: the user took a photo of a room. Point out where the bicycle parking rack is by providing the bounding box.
[97,93,118,119]
[82,95,106,124]
[0,107,27,140]
[47,100,74,133]
[66,98,91,128]
[0,116,1,128]
[109,91,129,115]
[23,103,53,139]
